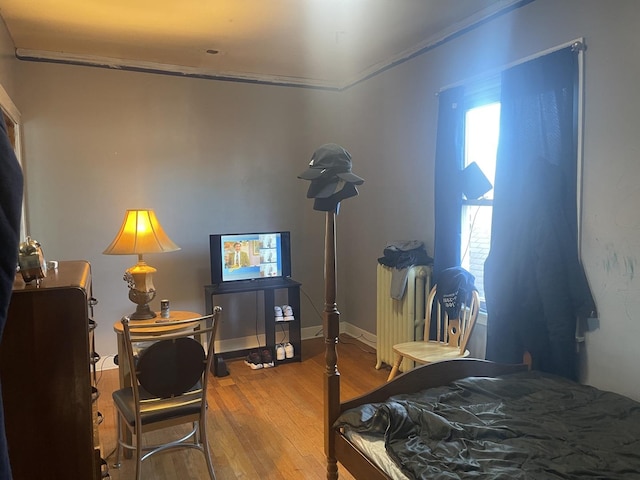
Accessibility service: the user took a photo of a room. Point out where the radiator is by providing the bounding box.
[376,264,431,371]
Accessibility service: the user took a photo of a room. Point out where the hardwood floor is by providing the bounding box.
[97,335,390,479]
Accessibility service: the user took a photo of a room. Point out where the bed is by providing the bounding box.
[325,357,640,479]
[318,213,640,480]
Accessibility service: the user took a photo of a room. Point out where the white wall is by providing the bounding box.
[0,17,18,101]
[6,0,640,400]
[14,62,341,361]
[336,0,640,400]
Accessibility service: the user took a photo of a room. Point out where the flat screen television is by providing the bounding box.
[209,231,291,285]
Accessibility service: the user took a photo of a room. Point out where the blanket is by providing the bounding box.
[336,371,640,479]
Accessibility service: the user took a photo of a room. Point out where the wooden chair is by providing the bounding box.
[387,285,479,381]
[112,307,222,480]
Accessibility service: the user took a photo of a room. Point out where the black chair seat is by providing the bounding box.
[112,384,203,427]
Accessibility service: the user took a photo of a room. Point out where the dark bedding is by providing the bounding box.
[335,371,640,479]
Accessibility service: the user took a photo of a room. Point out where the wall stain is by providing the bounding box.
[625,256,635,281]
[603,243,636,282]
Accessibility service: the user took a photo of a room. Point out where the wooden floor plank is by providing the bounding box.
[97,334,389,479]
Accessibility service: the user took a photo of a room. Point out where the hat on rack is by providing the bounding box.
[298,143,364,187]
[312,182,359,211]
[299,143,364,212]
[306,177,356,199]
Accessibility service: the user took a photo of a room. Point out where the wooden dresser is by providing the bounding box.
[0,260,102,479]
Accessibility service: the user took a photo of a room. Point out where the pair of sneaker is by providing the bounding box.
[245,349,275,370]
[275,342,294,360]
[274,305,295,321]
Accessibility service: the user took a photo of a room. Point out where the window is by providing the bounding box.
[460,102,500,309]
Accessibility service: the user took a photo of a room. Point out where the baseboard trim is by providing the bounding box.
[98,321,376,371]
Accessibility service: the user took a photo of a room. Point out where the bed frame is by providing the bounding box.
[320,210,528,479]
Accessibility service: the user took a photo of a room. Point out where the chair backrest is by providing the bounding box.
[121,307,222,414]
[423,284,479,354]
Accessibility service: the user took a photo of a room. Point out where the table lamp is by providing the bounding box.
[103,209,180,319]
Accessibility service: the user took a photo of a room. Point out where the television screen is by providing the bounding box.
[209,231,291,284]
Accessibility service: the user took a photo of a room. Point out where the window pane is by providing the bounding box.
[461,205,492,306]
[464,103,500,199]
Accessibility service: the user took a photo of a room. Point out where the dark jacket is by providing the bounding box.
[436,267,476,320]
[0,113,23,480]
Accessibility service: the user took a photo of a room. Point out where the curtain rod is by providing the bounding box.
[437,37,585,94]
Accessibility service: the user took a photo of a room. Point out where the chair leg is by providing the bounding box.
[135,431,142,480]
[203,438,216,480]
[387,354,403,381]
[198,420,217,480]
[113,413,122,468]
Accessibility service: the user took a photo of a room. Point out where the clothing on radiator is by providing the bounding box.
[378,241,433,300]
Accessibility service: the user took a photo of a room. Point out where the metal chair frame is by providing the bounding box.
[112,307,222,480]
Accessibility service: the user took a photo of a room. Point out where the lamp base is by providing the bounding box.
[130,303,156,320]
[128,287,157,320]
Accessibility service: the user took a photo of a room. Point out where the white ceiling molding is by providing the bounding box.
[11,0,531,90]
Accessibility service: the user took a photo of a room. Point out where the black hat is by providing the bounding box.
[307,177,359,199]
[306,177,347,199]
[313,182,359,211]
[298,144,364,185]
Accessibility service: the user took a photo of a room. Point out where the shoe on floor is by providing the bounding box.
[284,342,294,359]
[282,305,295,321]
[245,351,263,369]
[275,305,284,321]
[261,349,274,368]
[275,344,285,361]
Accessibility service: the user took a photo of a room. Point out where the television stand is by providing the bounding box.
[204,278,302,376]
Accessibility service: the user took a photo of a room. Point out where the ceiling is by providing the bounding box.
[0,0,524,89]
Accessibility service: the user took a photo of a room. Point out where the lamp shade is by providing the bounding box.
[103,209,180,255]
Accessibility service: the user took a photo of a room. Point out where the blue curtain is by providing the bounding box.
[433,86,465,282]
[484,46,595,380]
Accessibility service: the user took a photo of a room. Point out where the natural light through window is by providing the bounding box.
[461,102,500,308]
